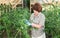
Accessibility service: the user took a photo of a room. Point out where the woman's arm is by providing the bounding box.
[32,14,45,29]
[32,23,43,29]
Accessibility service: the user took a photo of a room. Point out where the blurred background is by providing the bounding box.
[0,0,60,38]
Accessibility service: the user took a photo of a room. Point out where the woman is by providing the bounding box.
[30,3,46,38]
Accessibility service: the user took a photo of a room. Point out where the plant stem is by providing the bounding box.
[5,23,10,38]
[15,30,21,38]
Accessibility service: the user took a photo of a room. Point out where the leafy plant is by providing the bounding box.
[42,5,60,38]
[0,4,31,38]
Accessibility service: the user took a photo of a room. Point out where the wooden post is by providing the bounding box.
[30,0,36,13]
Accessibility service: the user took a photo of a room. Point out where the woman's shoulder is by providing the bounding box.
[39,12,45,18]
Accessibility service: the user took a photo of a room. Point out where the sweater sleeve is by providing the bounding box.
[39,14,45,30]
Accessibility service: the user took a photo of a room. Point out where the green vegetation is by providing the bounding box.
[0,4,31,38]
[42,5,60,38]
[0,4,60,38]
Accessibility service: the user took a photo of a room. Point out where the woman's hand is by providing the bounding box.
[32,23,36,27]
[32,23,42,29]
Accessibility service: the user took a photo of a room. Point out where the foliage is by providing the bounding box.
[42,5,60,38]
[0,3,60,38]
[0,4,31,38]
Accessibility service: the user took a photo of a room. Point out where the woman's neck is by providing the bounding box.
[34,13,39,16]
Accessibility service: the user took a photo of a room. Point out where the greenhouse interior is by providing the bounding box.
[0,0,60,38]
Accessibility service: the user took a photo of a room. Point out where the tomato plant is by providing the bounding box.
[0,4,31,38]
[42,5,60,38]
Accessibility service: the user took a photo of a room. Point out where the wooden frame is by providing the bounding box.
[10,0,23,8]
[0,0,23,8]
